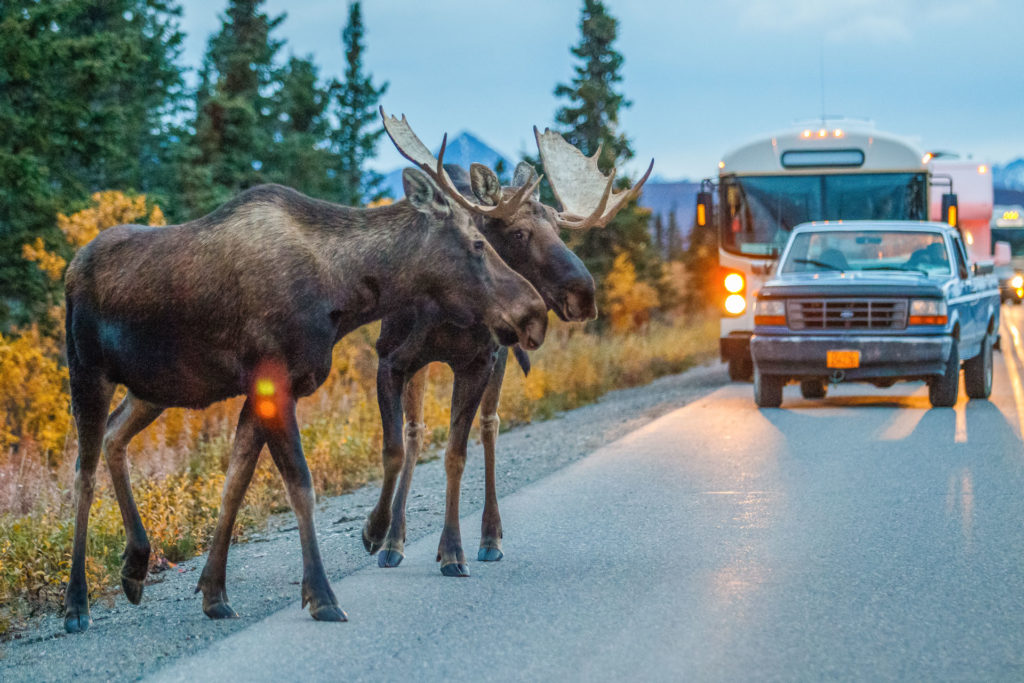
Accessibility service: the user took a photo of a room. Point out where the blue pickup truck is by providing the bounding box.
[750,221,1000,408]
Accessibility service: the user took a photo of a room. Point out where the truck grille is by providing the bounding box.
[786,298,908,330]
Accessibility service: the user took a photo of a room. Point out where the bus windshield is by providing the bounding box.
[992,229,1024,257]
[720,173,927,256]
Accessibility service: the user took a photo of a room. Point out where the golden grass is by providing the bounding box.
[0,315,716,635]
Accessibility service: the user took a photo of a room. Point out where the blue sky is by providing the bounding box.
[177,0,1024,181]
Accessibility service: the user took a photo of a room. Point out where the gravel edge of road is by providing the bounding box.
[0,360,728,681]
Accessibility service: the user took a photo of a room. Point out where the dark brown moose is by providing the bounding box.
[362,113,652,575]
[62,151,549,632]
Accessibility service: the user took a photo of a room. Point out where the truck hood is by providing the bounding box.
[759,271,947,298]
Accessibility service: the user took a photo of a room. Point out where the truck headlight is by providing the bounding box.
[754,299,786,326]
[1012,274,1023,289]
[908,299,948,326]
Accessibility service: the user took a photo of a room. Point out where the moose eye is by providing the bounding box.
[512,230,527,242]
[473,240,485,252]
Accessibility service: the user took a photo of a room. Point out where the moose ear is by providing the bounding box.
[511,161,539,200]
[469,163,502,207]
[403,168,450,218]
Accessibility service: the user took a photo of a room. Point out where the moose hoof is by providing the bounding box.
[203,600,239,620]
[310,604,348,622]
[440,563,470,578]
[64,608,92,634]
[121,575,146,605]
[378,549,404,568]
[361,527,383,555]
[477,547,504,562]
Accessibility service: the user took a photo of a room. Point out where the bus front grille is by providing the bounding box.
[786,298,908,330]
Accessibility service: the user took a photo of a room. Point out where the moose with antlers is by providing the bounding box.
[60,126,551,630]
[362,109,653,576]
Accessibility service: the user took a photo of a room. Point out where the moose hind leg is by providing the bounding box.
[265,399,346,621]
[64,369,115,633]
[102,393,164,605]
[197,399,264,619]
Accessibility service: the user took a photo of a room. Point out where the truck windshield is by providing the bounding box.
[781,230,952,276]
[720,173,928,256]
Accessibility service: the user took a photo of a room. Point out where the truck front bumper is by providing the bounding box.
[750,334,953,380]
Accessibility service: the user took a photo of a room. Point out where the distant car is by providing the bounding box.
[750,221,1000,408]
[994,264,1024,304]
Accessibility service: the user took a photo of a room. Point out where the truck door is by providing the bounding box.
[952,235,983,357]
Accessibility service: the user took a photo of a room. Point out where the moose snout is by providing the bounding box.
[518,308,547,350]
[561,275,598,322]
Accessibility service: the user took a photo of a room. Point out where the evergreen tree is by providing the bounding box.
[653,213,665,258]
[183,0,285,216]
[551,0,661,306]
[264,55,336,197]
[682,211,719,313]
[667,210,684,260]
[0,0,186,327]
[331,1,388,206]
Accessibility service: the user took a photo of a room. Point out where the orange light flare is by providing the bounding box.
[250,359,291,428]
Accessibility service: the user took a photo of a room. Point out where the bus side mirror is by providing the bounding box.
[995,240,1011,267]
[696,191,713,228]
[941,193,958,227]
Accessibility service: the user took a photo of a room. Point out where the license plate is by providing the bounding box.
[827,350,860,369]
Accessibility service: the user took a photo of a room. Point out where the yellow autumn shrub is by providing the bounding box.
[604,251,660,333]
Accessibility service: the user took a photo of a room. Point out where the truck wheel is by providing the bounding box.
[800,379,827,399]
[964,333,993,399]
[754,369,784,408]
[929,339,960,408]
[728,356,753,382]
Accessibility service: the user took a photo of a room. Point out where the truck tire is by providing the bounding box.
[800,379,827,399]
[728,356,753,382]
[754,369,784,408]
[964,332,993,399]
[929,339,959,408]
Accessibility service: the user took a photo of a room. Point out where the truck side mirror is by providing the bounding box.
[995,241,1011,267]
[696,191,713,228]
[941,193,958,227]
[973,260,994,276]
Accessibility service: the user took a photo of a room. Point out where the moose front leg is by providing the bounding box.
[196,399,264,619]
[362,359,408,556]
[265,397,346,621]
[478,348,508,562]
[438,358,494,577]
[102,393,165,604]
[378,367,428,568]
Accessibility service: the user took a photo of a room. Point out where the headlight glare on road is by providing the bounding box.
[909,299,948,325]
[724,294,746,315]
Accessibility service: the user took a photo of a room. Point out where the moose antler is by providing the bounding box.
[534,127,654,230]
[380,107,541,220]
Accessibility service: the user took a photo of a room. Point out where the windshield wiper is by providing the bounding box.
[793,258,844,272]
[862,265,929,275]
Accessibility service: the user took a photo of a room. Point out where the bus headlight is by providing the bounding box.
[754,299,786,326]
[909,299,948,326]
[724,294,746,315]
[724,272,745,293]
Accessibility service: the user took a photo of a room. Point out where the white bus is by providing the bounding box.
[700,122,982,380]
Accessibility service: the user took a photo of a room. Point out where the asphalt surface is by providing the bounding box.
[149,307,1024,682]
[7,309,1024,681]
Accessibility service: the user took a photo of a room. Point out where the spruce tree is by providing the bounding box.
[551,0,661,305]
[331,1,389,206]
[0,0,186,327]
[184,0,285,215]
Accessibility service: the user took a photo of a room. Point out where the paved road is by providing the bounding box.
[148,309,1024,681]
